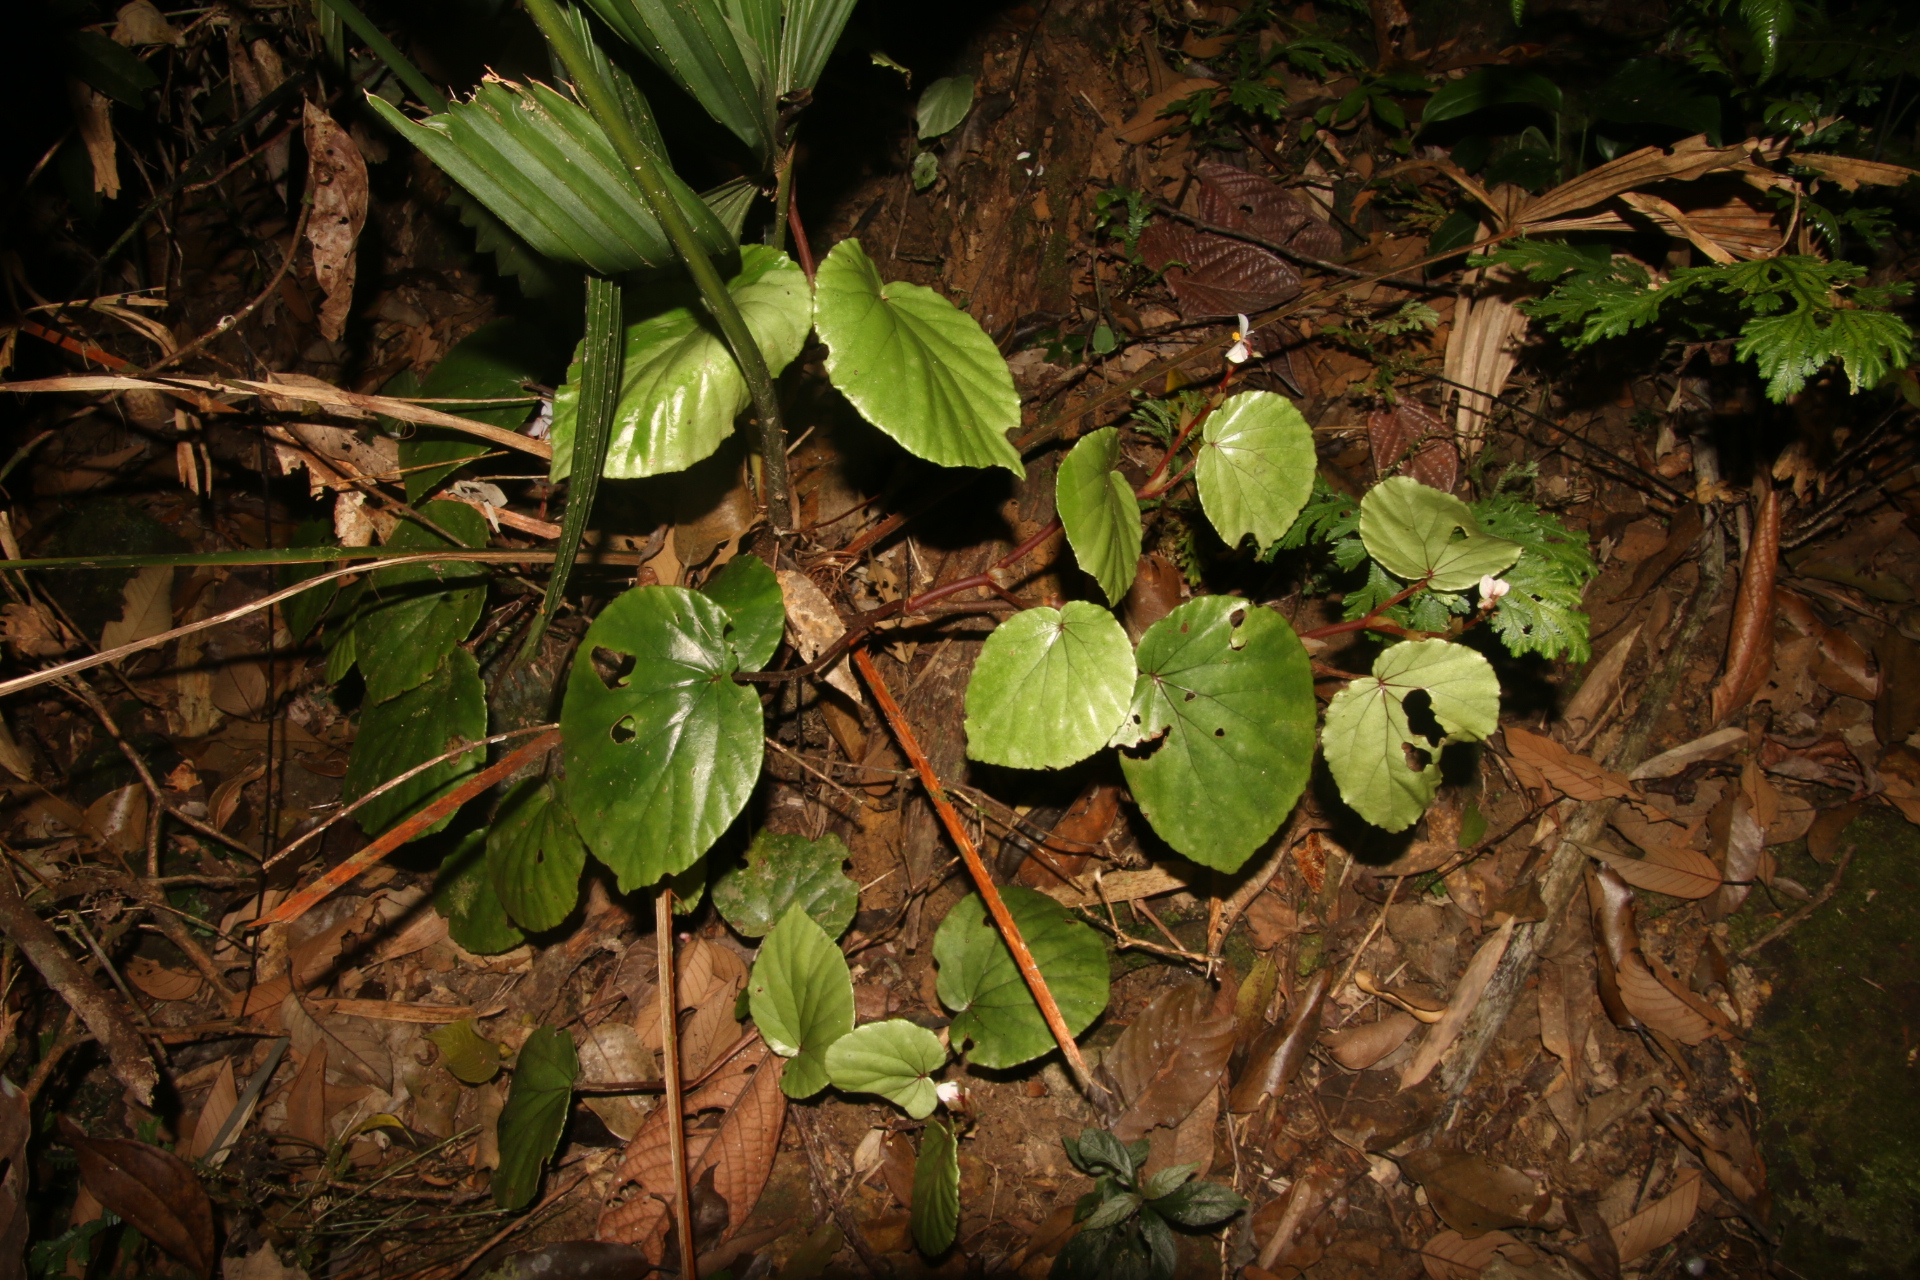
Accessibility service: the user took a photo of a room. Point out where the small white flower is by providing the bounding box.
[1225,313,1253,364]
[935,1080,965,1106]
[1479,575,1512,601]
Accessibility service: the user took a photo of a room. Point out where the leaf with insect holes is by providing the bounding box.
[1359,477,1521,592]
[912,1118,961,1255]
[1195,391,1316,556]
[549,247,810,481]
[964,602,1135,770]
[487,778,587,933]
[560,586,762,890]
[352,501,489,704]
[813,238,1023,474]
[824,1019,948,1118]
[341,648,485,840]
[1323,639,1499,832]
[934,886,1109,1069]
[700,552,785,671]
[1111,597,1315,872]
[493,1026,578,1210]
[712,830,858,939]
[1056,427,1143,606]
[747,905,855,1099]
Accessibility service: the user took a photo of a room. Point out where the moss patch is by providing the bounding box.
[1742,806,1920,1277]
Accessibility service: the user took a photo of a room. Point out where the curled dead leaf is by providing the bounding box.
[1229,968,1329,1112]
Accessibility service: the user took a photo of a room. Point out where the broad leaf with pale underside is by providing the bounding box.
[1359,477,1520,591]
[1322,639,1499,832]
[1111,597,1315,872]
[493,1026,578,1210]
[912,1119,961,1256]
[1056,428,1142,606]
[549,247,810,480]
[746,905,855,1099]
[964,602,1134,770]
[1195,391,1315,555]
[341,648,485,840]
[487,779,587,933]
[934,886,1109,1069]
[824,1019,947,1118]
[813,238,1023,474]
[560,586,761,890]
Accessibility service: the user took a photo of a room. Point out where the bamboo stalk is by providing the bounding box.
[851,648,1107,1101]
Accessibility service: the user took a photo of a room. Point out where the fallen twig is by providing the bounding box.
[853,648,1108,1102]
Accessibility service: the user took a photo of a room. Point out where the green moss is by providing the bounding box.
[1742,807,1920,1277]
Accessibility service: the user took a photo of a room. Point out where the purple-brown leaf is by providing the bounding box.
[57,1117,215,1278]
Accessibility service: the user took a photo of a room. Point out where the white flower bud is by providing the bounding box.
[1479,575,1512,601]
[1225,314,1253,365]
[935,1080,965,1106]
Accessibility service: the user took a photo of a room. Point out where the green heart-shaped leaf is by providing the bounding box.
[700,553,785,671]
[429,1018,508,1085]
[488,779,587,933]
[560,586,762,890]
[813,238,1023,475]
[1056,428,1143,606]
[824,1019,948,1118]
[1195,391,1316,555]
[1111,596,1314,872]
[550,246,810,481]
[1322,638,1499,832]
[747,905,855,1099]
[493,1026,578,1209]
[354,501,489,705]
[341,648,486,839]
[934,885,1109,1069]
[712,830,858,939]
[911,1119,961,1256]
[1359,476,1521,591]
[436,827,526,954]
[963,602,1134,770]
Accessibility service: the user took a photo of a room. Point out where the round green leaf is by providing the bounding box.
[403,319,556,502]
[1194,391,1315,556]
[487,779,587,934]
[493,1026,578,1210]
[354,501,489,705]
[747,905,856,1099]
[560,586,762,890]
[911,1119,961,1256]
[700,553,784,671]
[712,830,858,939]
[824,1020,948,1119]
[342,648,486,839]
[1111,597,1315,872]
[916,75,975,139]
[550,246,810,481]
[1359,476,1522,592]
[1322,638,1499,832]
[436,827,526,954]
[813,238,1023,475]
[933,885,1109,1070]
[1056,428,1143,607]
[964,602,1134,770]
[429,1018,508,1085]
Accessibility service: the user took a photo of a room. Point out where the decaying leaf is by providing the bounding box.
[776,568,861,705]
[1420,1228,1536,1280]
[1400,1147,1550,1238]
[1610,1166,1701,1264]
[1400,919,1515,1088]
[1504,726,1636,802]
[1321,1011,1419,1070]
[1098,982,1237,1141]
[1588,866,1724,1045]
[59,1117,216,1278]
[302,102,369,342]
[1230,969,1330,1112]
[1369,399,1459,494]
[1578,837,1722,900]
[1711,485,1780,724]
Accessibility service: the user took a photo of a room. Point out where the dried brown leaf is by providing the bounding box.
[302,103,369,342]
[286,1043,330,1150]
[1610,1167,1701,1264]
[1400,919,1516,1089]
[1589,866,1719,1045]
[1776,590,1876,700]
[1138,222,1302,319]
[59,1117,216,1277]
[1794,152,1920,192]
[776,569,861,705]
[1579,839,1722,900]
[1114,79,1217,144]
[1121,554,1184,645]
[126,957,201,1002]
[1712,486,1780,723]
[1515,135,1785,230]
[99,565,174,650]
[184,1059,238,1161]
[1560,623,1641,746]
[1403,1148,1550,1238]
[1193,161,1342,261]
[1420,1228,1528,1280]
[1504,727,1636,802]
[1101,983,1237,1140]
[0,1080,25,1272]
[1628,726,1747,781]
[1321,1011,1418,1070]
[1229,969,1330,1112]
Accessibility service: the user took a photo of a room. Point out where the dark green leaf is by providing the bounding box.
[711,830,857,939]
[1141,1163,1199,1199]
[701,554,784,671]
[1072,1128,1139,1181]
[560,586,762,890]
[916,75,975,139]
[911,1119,961,1255]
[1149,1178,1247,1228]
[68,31,158,109]
[354,501,489,705]
[493,1026,578,1209]
[1421,67,1562,128]
[935,887,1109,1069]
[402,319,554,502]
[436,828,527,954]
[1085,1192,1143,1231]
[487,779,587,933]
[341,649,486,839]
[429,1018,508,1084]
[278,520,341,645]
[579,0,776,160]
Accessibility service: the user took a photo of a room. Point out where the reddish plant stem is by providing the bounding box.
[1137,363,1235,495]
[786,176,816,280]
[851,647,1108,1102]
[249,729,562,930]
[657,889,699,1280]
[1297,578,1427,642]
